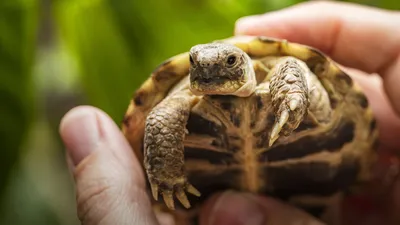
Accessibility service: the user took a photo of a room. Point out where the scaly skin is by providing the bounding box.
[144,91,200,210]
[269,57,310,146]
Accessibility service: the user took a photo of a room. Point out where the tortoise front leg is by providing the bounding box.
[267,57,332,146]
[144,91,200,210]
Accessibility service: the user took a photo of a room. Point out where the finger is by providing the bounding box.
[154,211,175,225]
[59,105,158,225]
[345,69,400,150]
[199,191,324,225]
[235,1,400,114]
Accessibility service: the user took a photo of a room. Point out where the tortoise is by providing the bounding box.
[122,35,378,224]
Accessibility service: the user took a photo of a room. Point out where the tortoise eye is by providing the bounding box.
[226,55,237,66]
[189,55,194,64]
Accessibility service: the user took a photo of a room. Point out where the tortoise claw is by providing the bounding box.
[186,184,201,197]
[269,110,289,146]
[148,178,201,210]
[175,190,190,209]
[289,99,299,111]
[162,191,175,210]
[150,182,159,201]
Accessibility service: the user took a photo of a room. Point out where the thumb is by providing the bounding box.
[200,191,325,225]
[60,106,158,225]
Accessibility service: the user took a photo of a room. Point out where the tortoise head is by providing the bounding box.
[189,43,256,97]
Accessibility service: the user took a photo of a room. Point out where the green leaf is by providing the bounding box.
[0,0,38,195]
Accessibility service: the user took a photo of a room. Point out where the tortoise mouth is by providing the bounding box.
[195,76,231,85]
[190,77,244,95]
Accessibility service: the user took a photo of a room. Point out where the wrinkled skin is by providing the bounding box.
[59,1,400,225]
[189,43,253,96]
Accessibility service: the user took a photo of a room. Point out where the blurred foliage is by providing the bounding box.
[0,0,38,197]
[53,0,303,122]
[343,0,399,9]
[0,0,398,224]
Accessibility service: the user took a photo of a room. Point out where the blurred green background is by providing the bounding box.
[0,0,398,224]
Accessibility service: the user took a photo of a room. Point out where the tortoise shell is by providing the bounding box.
[122,36,378,223]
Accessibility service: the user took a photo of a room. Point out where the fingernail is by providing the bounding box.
[60,106,101,166]
[208,191,266,225]
[235,16,260,34]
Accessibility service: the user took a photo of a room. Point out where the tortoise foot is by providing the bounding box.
[149,176,201,210]
[269,57,309,146]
